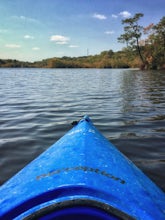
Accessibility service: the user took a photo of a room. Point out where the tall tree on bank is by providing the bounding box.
[118,13,145,68]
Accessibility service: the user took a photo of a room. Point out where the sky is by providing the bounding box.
[0,0,164,62]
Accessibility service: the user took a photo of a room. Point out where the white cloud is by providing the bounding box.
[32,47,40,50]
[69,45,79,48]
[119,11,131,18]
[50,35,70,44]
[112,14,118,19]
[93,13,107,20]
[12,15,39,24]
[24,35,34,39]
[5,44,21,48]
[105,30,115,35]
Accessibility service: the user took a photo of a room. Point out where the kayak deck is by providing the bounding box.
[0,116,165,220]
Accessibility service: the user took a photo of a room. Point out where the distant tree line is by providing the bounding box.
[32,50,140,69]
[0,50,141,69]
[0,59,33,68]
[0,14,164,70]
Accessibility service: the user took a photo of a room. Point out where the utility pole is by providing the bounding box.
[87,48,89,56]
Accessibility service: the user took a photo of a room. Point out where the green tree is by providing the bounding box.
[118,13,145,67]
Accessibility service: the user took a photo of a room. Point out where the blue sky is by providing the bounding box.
[0,0,164,61]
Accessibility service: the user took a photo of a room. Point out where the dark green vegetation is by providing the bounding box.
[0,14,164,69]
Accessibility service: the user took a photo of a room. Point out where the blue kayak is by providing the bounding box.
[0,116,165,220]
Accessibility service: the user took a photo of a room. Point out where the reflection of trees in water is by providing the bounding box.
[119,70,165,138]
[121,70,165,110]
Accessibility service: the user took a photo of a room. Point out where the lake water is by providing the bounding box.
[0,68,165,191]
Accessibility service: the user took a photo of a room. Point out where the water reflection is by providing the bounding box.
[119,70,165,138]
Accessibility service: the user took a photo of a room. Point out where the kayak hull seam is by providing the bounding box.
[22,198,135,220]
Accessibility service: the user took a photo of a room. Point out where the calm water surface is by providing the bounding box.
[0,68,165,191]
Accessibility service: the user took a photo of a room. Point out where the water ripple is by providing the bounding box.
[0,68,165,191]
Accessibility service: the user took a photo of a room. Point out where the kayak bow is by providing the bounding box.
[0,116,165,220]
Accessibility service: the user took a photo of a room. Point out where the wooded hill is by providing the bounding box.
[0,50,141,69]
